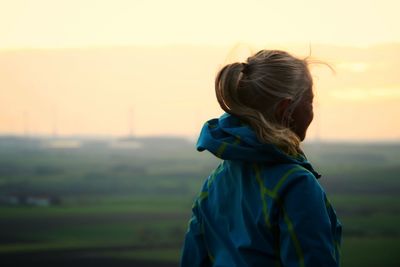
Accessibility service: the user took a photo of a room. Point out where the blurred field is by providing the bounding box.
[0,136,399,266]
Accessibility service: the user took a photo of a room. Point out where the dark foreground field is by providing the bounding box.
[2,250,177,267]
[0,196,188,267]
[0,137,399,266]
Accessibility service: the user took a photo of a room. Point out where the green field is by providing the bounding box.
[0,136,399,266]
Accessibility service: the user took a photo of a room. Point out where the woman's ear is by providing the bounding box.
[275,98,293,124]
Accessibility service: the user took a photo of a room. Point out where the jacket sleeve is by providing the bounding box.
[180,202,211,267]
[278,172,339,267]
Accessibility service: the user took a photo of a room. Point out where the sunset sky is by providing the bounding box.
[1,0,399,141]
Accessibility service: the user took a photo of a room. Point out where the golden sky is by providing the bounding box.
[0,0,399,140]
[1,0,400,48]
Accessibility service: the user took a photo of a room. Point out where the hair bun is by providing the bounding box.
[241,63,250,75]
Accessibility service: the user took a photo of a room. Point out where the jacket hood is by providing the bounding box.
[196,113,321,178]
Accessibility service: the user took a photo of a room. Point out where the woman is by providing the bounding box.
[181,50,342,267]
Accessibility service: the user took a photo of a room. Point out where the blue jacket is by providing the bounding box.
[181,113,342,267]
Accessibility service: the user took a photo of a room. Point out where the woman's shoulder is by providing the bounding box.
[253,162,322,200]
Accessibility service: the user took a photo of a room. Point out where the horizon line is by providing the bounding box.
[1,133,400,144]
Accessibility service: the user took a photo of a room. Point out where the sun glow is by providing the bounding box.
[0,0,399,140]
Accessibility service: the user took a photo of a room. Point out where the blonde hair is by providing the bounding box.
[215,50,313,156]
